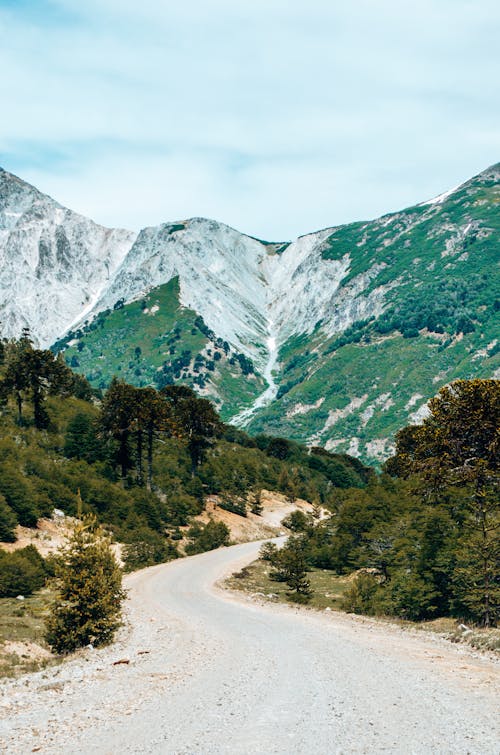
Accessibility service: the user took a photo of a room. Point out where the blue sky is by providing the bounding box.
[0,0,499,239]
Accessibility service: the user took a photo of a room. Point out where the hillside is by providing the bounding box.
[1,164,499,462]
[0,340,369,565]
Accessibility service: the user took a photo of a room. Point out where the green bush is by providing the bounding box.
[0,495,17,542]
[0,546,47,597]
[123,528,178,571]
[340,573,381,614]
[45,516,125,653]
[185,519,230,555]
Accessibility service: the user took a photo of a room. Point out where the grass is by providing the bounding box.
[225,558,351,610]
[0,587,57,677]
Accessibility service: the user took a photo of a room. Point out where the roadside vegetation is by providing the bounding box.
[0,333,369,670]
[231,379,499,632]
[0,334,497,671]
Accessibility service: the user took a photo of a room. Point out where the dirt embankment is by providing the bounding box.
[191,489,320,544]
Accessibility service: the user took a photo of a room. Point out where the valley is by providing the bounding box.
[1,164,499,462]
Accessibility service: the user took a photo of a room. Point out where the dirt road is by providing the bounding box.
[1,541,499,754]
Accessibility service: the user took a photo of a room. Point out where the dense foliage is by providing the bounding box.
[292,380,499,626]
[0,336,367,576]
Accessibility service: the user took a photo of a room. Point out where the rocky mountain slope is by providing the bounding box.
[1,164,498,462]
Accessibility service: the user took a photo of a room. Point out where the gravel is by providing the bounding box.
[1,540,498,754]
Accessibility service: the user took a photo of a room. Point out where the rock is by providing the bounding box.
[324,607,332,612]
[16,595,25,601]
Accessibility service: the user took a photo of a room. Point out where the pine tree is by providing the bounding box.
[270,536,313,603]
[250,489,263,515]
[45,514,125,653]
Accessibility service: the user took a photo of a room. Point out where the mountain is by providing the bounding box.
[0,168,135,347]
[1,164,499,463]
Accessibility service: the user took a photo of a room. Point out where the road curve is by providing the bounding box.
[1,540,499,754]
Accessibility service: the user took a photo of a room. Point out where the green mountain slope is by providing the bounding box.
[55,277,265,421]
[53,164,499,463]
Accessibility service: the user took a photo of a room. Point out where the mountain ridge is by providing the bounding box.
[1,163,498,462]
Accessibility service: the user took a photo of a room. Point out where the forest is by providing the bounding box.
[0,334,497,627]
[0,333,367,591]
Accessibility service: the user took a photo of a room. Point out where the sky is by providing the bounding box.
[0,0,499,239]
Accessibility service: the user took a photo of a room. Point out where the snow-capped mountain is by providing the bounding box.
[1,164,498,462]
[0,168,135,347]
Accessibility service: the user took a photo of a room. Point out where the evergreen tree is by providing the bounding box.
[387,379,499,625]
[45,514,125,653]
[162,388,221,476]
[99,378,137,479]
[270,536,313,603]
[0,494,17,542]
[64,412,102,463]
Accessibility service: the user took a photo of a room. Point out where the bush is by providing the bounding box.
[45,516,125,653]
[218,494,247,517]
[0,495,17,542]
[259,541,278,562]
[0,467,38,527]
[185,519,230,555]
[0,546,47,597]
[340,572,381,614]
[281,510,311,532]
[123,528,178,572]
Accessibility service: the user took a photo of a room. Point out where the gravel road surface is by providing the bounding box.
[1,540,499,754]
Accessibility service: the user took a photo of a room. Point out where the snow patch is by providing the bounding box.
[419,184,461,207]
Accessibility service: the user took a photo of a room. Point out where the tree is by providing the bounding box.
[1,339,75,428]
[269,536,313,603]
[99,379,137,479]
[250,489,263,515]
[134,387,176,490]
[45,514,125,653]
[162,387,221,476]
[64,412,102,464]
[387,379,499,626]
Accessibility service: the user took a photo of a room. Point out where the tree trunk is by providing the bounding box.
[136,429,143,486]
[146,426,153,491]
[16,391,23,425]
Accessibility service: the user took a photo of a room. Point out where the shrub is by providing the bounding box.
[281,510,311,532]
[123,528,178,572]
[340,572,381,614]
[45,515,125,653]
[0,546,47,597]
[185,519,230,555]
[0,495,17,542]
[259,541,278,562]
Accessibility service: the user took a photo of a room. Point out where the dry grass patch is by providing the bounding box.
[0,587,58,677]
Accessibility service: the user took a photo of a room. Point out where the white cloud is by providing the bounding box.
[0,1,499,237]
